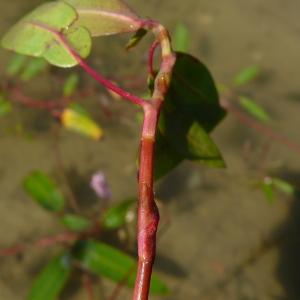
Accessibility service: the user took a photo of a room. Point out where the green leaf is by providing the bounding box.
[27,253,72,300]
[173,24,189,52]
[6,54,27,77]
[63,73,80,97]
[155,52,226,179]
[61,106,103,140]
[239,96,271,123]
[102,198,135,229]
[125,28,148,50]
[72,240,169,295]
[61,214,91,232]
[23,171,65,212]
[262,177,274,203]
[166,52,226,132]
[20,58,48,81]
[64,0,141,37]
[272,178,295,196]
[159,112,224,165]
[1,2,92,67]
[0,95,12,117]
[154,131,184,180]
[234,65,260,86]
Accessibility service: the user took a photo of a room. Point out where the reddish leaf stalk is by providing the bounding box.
[148,40,160,78]
[32,22,148,108]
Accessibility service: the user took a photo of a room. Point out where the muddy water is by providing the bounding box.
[1,0,300,299]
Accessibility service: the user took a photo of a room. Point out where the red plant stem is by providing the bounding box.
[0,232,78,257]
[11,87,60,111]
[82,274,95,300]
[148,40,160,78]
[132,21,176,300]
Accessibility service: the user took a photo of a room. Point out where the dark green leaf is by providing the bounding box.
[173,24,189,52]
[101,198,135,229]
[27,253,72,300]
[166,52,226,131]
[154,131,184,180]
[1,2,92,67]
[64,0,141,37]
[234,65,260,86]
[239,96,271,123]
[159,111,224,165]
[126,28,148,50]
[61,214,91,232]
[155,52,226,179]
[23,171,65,212]
[20,58,48,81]
[63,73,80,97]
[72,240,169,295]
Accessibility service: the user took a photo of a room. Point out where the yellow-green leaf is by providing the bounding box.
[62,107,103,140]
[173,24,189,52]
[234,65,260,86]
[65,0,141,37]
[1,2,92,68]
[239,96,271,123]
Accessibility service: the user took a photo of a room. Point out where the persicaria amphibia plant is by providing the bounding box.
[1,1,225,299]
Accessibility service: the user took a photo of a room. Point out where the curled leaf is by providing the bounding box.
[125,28,148,50]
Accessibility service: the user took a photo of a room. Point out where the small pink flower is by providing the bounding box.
[90,171,112,200]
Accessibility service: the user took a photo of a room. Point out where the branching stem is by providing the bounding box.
[53,18,176,300]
